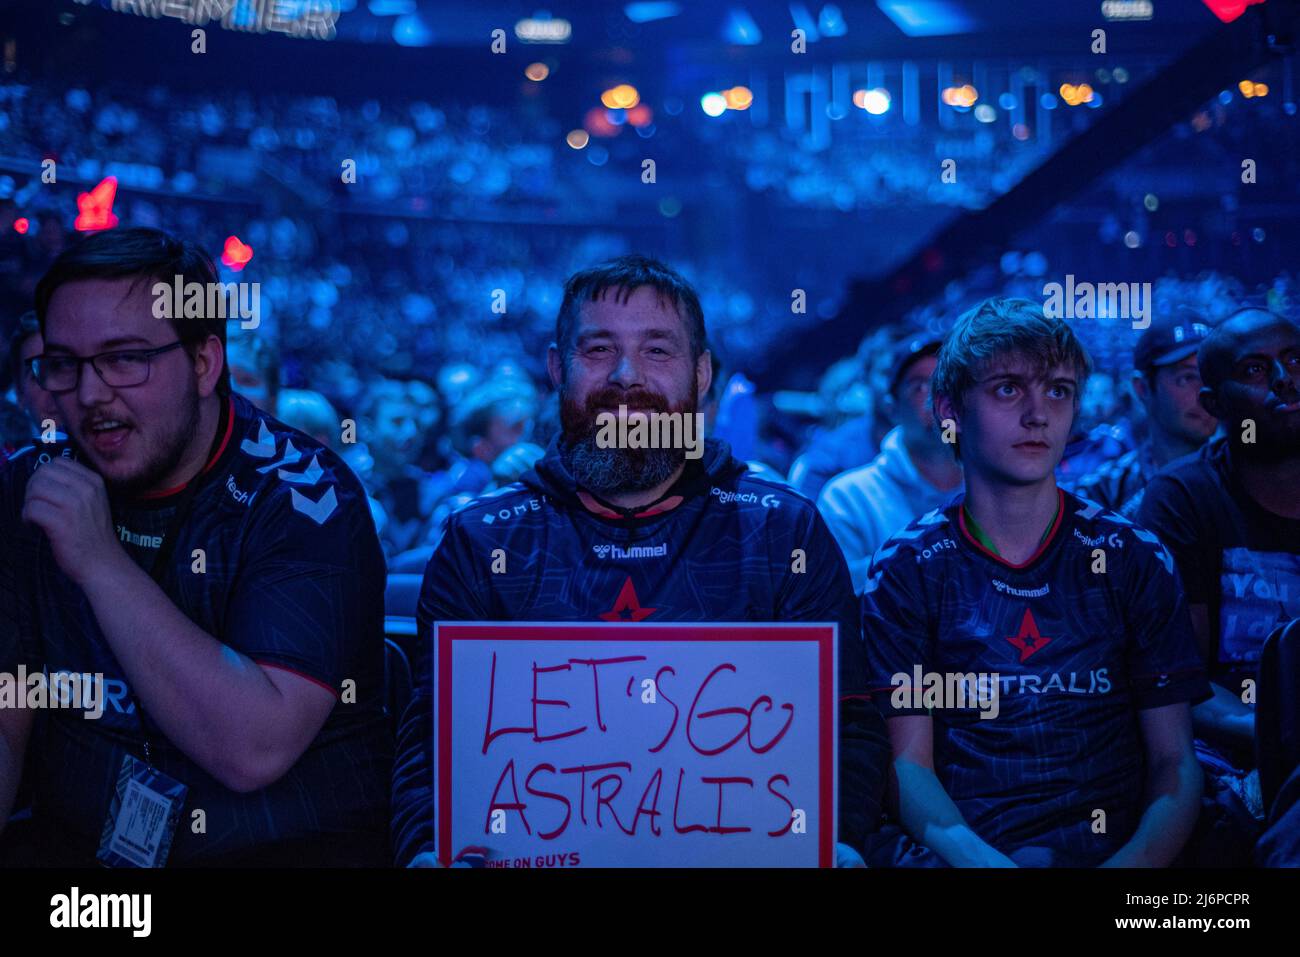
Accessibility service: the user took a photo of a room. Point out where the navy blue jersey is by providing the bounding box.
[391,439,889,865]
[0,393,391,865]
[861,488,1210,866]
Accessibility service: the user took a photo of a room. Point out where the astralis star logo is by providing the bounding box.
[1005,607,1053,662]
[600,576,656,621]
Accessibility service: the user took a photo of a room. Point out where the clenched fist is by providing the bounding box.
[22,457,125,587]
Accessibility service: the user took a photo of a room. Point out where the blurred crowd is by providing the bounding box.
[0,81,776,382]
[5,235,1296,570]
[3,78,1298,565]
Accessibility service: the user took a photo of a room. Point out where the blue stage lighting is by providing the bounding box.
[625,2,682,23]
[819,4,848,36]
[876,1,974,37]
[724,8,763,44]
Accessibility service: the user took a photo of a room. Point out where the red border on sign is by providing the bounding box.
[434,622,837,869]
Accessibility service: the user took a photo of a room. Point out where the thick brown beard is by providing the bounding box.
[558,378,698,494]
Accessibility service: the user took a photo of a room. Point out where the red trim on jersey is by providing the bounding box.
[957,487,1066,570]
[576,489,685,519]
[256,661,340,698]
[138,396,236,499]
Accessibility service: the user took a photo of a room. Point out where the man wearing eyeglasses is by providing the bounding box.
[0,227,392,867]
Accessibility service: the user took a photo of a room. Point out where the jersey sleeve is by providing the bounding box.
[774,503,889,854]
[222,472,386,695]
[1137,472,1213,609]
[860,538,933,719]
[1120,526,1213,709]
[391,510,490,866]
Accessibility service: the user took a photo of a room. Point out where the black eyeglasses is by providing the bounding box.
[30,341,187,394]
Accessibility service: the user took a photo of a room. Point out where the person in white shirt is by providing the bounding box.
[817,335,963,593]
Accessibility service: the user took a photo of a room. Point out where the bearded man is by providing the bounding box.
[392,255,888,867]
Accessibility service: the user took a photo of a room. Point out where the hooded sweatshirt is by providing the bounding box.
[817,426,958,594]
[391,438,889,865]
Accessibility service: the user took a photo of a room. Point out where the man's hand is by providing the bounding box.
[21,458,124,586]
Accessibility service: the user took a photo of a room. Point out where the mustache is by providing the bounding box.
[583,387,674,415]
[561,387,680,440]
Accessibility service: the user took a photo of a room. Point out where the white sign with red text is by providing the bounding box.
[434,622,837,868]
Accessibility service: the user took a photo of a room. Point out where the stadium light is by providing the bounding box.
[862,88,891,114]
[701,92,728,116]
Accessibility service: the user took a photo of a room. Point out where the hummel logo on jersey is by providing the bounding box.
[591,543,668,560]
[1006,607,1053,662]
[992,579,1049,598]
[116,525,162,549]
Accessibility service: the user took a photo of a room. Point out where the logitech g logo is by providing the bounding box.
[1075,528,1125,549]
[710,487,780,508]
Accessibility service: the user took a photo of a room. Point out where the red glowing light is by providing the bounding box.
[583,106,620,138]
[221,235,254,270]
[75,176,119,232]
[14,217,29,234]
[626,104,653,128]
[1201,0,1266,23]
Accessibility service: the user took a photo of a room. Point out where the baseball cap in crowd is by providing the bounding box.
[887,333,943,395]
[1133,309,1212,372]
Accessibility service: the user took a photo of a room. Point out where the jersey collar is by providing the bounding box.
[577,489,685,520]
[574,459,704,521]
[958,486,1066,569]
[135,395,236,501]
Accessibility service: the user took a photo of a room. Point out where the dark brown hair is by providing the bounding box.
[34,227,231,395]
[554,254,707,365]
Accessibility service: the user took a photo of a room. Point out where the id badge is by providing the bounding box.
[96,755,188,868]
